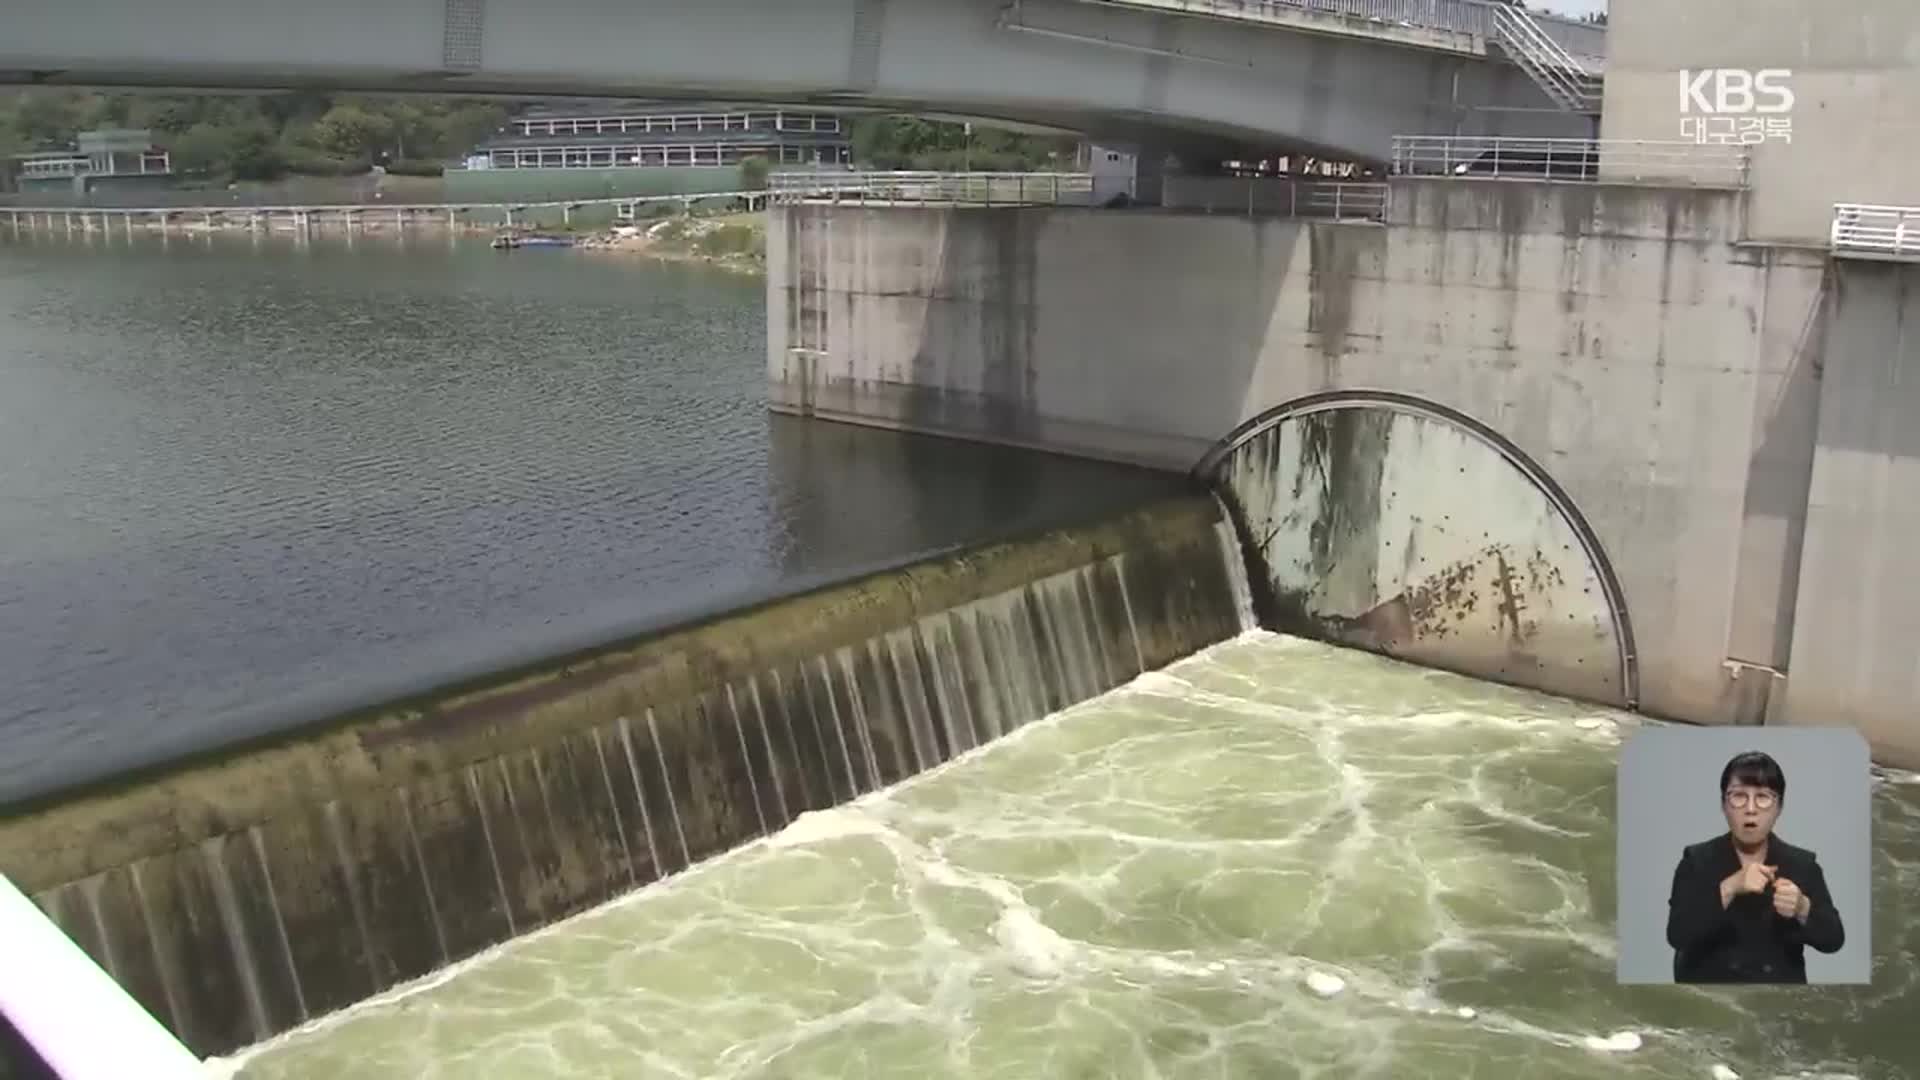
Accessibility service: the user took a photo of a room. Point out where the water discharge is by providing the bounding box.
[223,634,1920,1080]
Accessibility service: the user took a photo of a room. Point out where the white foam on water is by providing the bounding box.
[222,632,1911,1080]
[992,908,1075,979]
[1583,1031,1644,1053]
[1304,971,1346,997]
[762,806,891,848]
[1711,1065,1741,1080]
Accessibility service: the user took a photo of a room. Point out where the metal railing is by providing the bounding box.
[1491,5,1601,111]
[1164,177,1389,220]
[0,874,205,1080]
[1831,204,1920,261]
[1390,136,1750,187]
[1073,0,1605,58]
[1,189,779,214]
[768,171,1100,207]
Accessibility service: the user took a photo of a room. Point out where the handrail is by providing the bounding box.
[1164,176,1389,220]
[1831,203,1920,261]
[0,873,206,1078]
[1391,135,1750,188]
[1070,0,1606,59]
[0,189,801,216]
[1490,4,1601,112]
[769,171,1102,207]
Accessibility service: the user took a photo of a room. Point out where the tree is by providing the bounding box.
[311,103,394,162]
[11,91,85,149]
[738,154,771,190]
[849,115,1070,171]
[226,121,285,180]
[167,122,232,175]
[437,102,510,159]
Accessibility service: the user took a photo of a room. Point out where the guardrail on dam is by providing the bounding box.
[0,495,1250,1059]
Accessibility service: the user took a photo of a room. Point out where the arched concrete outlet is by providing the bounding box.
[1197,391,1639,709]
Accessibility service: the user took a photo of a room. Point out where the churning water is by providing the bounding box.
[223,634,1920,1080]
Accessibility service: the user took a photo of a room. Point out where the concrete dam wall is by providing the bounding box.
[0,495,1248,1059]
[767,184,1920,767]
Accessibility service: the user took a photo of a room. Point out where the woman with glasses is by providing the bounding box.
[1663,750,1846,982]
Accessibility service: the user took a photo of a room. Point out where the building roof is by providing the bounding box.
[513,100,842,121]
[477,128,850,151]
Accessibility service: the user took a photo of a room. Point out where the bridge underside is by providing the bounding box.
[3,0,1581,165]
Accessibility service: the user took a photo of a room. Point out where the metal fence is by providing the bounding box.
[1076,0,1606,58]
[1390,136,1749,187]
[1831,204,1920,261]
[1163,177,1389,220]
[768,171,1100,207]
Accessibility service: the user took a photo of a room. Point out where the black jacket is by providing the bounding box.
[1666,832,1845,983]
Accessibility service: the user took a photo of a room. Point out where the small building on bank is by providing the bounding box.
[448,102,852,203]
[11,129,173,196]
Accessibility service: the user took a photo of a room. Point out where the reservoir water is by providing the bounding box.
[225,634,1920,1080]
[0,231,1184,804]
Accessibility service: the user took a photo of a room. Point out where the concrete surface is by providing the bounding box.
[1780,262,1920,755]
[767,183,1920,762]
[1208,395,1633,706]
[1599,0,1920,246]
[0,496,1243,1058]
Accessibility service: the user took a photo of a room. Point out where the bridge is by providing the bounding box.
[3,0,1602,164]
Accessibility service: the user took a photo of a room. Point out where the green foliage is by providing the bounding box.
[850,116,1071,171]
[166,123,231,174]
[310,103,393,161]
[278,149,364,176]
[0,89,514,182]
[226,122,285,180]
[738,154,771,191]
[384,159,445,177]
[690,221,762,258]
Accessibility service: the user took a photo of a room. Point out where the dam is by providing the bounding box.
[10,231,1914,1080]
[4,0,1920,1074]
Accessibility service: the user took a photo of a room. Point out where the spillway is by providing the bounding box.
[223,635,1920,1080]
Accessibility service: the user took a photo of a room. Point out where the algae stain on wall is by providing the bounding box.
[1210,400,1631,707]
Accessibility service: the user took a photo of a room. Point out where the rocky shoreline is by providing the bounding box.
[572,212,766,273]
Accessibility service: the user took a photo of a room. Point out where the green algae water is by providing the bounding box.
[221,634,1920,1079]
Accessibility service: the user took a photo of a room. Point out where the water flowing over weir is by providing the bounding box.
[0,494,1250,1060]
[225,636,1920,1080]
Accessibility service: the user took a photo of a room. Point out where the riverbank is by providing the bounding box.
[1,204,772,272]
[574,212,766,273]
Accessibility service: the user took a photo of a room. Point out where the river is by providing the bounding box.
[223,633,1920,1080]
[0,231,1185,804]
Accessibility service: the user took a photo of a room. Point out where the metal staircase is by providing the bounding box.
[1491,5,1602,113]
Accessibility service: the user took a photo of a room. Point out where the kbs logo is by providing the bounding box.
[1678,69,1794,145]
